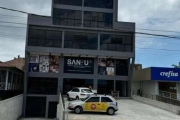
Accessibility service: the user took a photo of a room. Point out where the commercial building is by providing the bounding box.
[24,0,135,118]
[133,67,180,100]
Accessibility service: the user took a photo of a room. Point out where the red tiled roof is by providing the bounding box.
[0,62,17,68]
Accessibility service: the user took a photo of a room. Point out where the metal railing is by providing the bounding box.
[159,90,180,100]
[132,90,180,107]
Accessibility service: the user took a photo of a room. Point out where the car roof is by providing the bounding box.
[90,94,112,97]
[75,87,89,89]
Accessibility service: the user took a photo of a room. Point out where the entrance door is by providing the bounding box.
[25,97,46,117]
[48,102,58,119]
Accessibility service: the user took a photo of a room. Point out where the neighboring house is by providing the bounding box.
[0,56,24,100]
[3,55,25,71]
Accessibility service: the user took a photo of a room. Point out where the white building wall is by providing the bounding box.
[0,95,23,120]
[132,81,141,93]
[142,81,157,95]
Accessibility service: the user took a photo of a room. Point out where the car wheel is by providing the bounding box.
[76,96,79,100]
[107,108,115,115]
[74,106,82,114]
[67,94,70,101]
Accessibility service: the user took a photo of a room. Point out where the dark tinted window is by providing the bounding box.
[27,77,58,95]
[72,88,79,92]
[84,11,113,29]
[28,28,62,48]
[101,97,113,102]
[116,59,128,76]
[64,31,98,50]
[100,34,133,52]
[54,0,82,6]
[53,8,82,27]
[86,97,100,102]
[84,0,113,9]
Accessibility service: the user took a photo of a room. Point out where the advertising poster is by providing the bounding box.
[98,58,115,75]
[98,58,106,66]
[98,66,106,75]
[29,55,39,72]
[39,55,49,73]
[64,57,94,74]
[50,56,59,73]
[107,59,114,67]
[29,55,39,63]
[29,63,39,72]
[106,67,114,75]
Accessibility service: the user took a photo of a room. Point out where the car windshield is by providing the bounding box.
[81,89,92,93]
[81,96,90,101]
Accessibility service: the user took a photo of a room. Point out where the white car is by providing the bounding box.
[67,87,94,101]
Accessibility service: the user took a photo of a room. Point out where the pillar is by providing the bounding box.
[5,70,9,90]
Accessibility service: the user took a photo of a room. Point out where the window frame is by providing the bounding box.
[86,97,100,102]
[101,97,113,102]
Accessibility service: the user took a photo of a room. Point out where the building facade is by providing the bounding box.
[24,0,135,118]
[132,67,180,100]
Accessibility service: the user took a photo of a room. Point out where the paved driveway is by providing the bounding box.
[66,99,180,120]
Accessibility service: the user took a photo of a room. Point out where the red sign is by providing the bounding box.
[91,104,96,110]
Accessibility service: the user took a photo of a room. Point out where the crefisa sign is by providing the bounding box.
[64,57,94,74]
[151,67,180,81]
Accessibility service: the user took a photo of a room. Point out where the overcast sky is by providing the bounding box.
[0,0,180,68]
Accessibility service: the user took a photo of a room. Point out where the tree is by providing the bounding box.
[172,62,180,68]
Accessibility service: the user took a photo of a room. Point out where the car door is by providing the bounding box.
[100,97,113,112]
[84,97,101,112]
[70,88,79,99]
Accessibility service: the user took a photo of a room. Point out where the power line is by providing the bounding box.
[137,28,180,34]
[1,6,180,36]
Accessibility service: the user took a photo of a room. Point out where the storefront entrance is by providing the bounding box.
[98,80,129,97]
[159,82,177,93]
[63,79,93,95]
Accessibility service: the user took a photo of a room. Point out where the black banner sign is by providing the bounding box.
[64,57,94,74]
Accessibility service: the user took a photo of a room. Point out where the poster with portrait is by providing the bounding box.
[98,58,106,67]
[39,55,49,73]
[106,67,114,75]
[49,56,59,73]
[106,59,114,67]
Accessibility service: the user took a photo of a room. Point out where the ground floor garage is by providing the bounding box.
[67,99,180,120]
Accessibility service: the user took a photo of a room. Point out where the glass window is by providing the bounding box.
[86,97,100,102]
[64,31,98,50]
[116,81,128,97]
[28,28,62,48]
[55,0,82,6]
[101,97,113,102]
[27,77,58,95]
[98,80,114,94]
[84,11,113,29]
[100,34,133,52]
[116,59,128,76]
[84,0,113,9]
[72,88,79,92]
[53,9,82,27]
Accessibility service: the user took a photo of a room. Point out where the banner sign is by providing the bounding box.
[64,57,94,74]
[151,67,180,81]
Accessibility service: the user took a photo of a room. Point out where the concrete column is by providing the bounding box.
[93,79,98,91]
[62,31,65,48]
[5,70,9,90]
[176,83,180,100]
[155,81,159,95]
[98,33,100,50]
[10,73,14,90]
